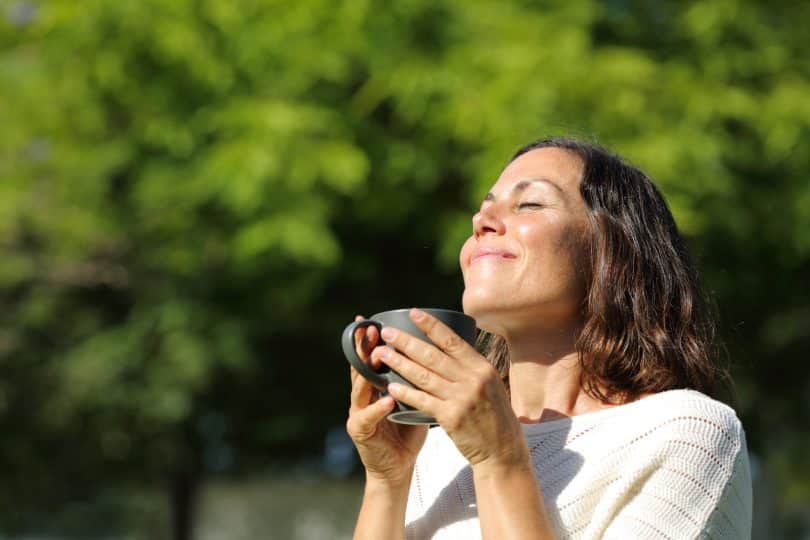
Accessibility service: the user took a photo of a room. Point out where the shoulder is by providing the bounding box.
[637,389,744,439]
[595,390,753,538]
[620,389,747,467]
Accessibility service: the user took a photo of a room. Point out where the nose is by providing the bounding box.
[473,203,505,238]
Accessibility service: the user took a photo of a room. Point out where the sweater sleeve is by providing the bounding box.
[602,404,753,540]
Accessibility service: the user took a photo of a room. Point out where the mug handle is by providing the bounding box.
[341,319,389,390]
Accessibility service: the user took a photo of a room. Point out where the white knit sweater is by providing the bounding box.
[404,389,751,539]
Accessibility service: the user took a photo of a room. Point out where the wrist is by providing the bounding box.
[472,459,533,489]
[471,443,532,478]
[471,445,551,539]
[364,468,413,494]
[356,470,411,540]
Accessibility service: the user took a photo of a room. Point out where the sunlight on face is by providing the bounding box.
[459,148,591,335]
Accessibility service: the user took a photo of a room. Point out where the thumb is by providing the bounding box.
[348,396,396,440]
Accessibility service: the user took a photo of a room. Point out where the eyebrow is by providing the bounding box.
[483,178,564,202]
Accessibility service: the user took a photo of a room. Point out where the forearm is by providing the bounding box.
[473,456,555,540]
[353,473,411,540]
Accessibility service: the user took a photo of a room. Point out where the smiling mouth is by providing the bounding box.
[470,251,517,264]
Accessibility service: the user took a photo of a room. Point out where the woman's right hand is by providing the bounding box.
[346,315,428,486]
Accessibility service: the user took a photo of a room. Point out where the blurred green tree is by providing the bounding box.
[0,0,808,537]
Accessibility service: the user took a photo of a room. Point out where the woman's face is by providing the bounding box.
[460,147,591,335]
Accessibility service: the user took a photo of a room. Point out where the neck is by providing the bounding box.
[503,324,608,423]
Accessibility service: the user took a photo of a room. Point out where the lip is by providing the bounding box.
[470,247,517,264]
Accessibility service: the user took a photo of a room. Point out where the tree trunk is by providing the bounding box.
[170,472,198,540]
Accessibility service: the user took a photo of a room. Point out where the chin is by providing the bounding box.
[462,290,511,334]
[464,289,582,336]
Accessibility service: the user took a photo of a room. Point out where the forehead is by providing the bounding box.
[491,147,584,195]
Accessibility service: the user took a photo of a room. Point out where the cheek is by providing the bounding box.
[459,236,475,272]
[542,223,591,294]
[557,221,590,266]
[515,222,549,265]
[517,220,587,279]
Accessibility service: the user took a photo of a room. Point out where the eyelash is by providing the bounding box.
[517,202,543,210]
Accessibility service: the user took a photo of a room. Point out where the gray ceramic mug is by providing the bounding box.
[342,308,477,425]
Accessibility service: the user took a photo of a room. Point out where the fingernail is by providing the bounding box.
[410,308,425,321]
[381,327,396,340]
[388,383,403,395]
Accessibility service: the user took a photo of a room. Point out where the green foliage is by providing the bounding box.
[0,0,808,533]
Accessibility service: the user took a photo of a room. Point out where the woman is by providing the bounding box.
[347,138,752,539]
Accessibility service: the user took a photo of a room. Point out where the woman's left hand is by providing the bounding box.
[371,308,528,468]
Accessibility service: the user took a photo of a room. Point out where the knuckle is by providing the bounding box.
[459,394,477,412]
[471,376,488,397]
[476,360,494,375]
[487,368,503,388]
[441,333,463,351]
[477,363,498,382]
[424,348,439,365]
[347,413,373,440]
[424,317,439,333]
[415,369,432,389]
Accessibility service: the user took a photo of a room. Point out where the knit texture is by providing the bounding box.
[404,389,751,539]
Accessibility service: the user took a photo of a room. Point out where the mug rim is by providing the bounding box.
[371,307,473,319]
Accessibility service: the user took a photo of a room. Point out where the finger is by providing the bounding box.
[353,315,368,359]
[352,315,381,361]
[363,324,380,355]
[368,352,384,371]
[387,382,442,418]
[378,326,460,382]
[348,349,381,375]
[372,346,453,399]
[409,308,477,363]
[350,370,377,410]
[348,395,396,439]
[349,365,364,386]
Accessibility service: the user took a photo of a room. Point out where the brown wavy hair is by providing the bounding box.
[478,137,730,403]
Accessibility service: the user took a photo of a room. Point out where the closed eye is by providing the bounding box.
[517,202,544,210]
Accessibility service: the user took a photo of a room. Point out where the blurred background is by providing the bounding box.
[0,0,808,538]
